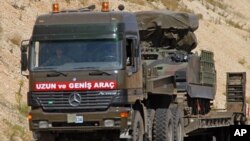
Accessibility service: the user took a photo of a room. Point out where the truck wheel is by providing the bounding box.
[172,107,184,141]
[153,108,173,141]
[147,109,155,141]
[132,111,144,141]
[37,132,55,141]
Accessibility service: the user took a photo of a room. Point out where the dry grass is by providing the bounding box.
[161,0,193,13]
[238,57,246,66]
[65,0,71,4]
[247,97,250,104]
[225,19,243,30]
[0,24,3,34]
[179,6,194,13]
[64,0,88,5]
[196,13,203,20]
[3,119,30,141]
[79,0,88,6]
[0,24,3,40]
[205,0,228,10]
[15,80,29,116]
[222,92,226,96]
[200,0,249,32]
[161,0,179,10]
[124,0,146,5]
[11,0,26,10]
[9,33,22,46]
[234,11,246,19]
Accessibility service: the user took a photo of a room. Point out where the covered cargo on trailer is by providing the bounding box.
[136,10,198,52]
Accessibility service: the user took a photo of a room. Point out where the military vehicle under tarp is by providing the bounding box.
[136,10,198,52]
[136,10,216,114]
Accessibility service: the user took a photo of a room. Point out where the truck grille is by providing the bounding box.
[33,91,115,112]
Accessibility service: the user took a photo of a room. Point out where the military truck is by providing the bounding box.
[20,3,246,141]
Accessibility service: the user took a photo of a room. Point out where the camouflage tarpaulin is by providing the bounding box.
[135,10,199,52]
[135,10,199,31]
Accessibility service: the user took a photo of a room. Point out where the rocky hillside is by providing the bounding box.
[0,0,249,140]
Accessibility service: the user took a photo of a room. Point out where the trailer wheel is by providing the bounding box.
[171,107,184,141]
[37,132,55,141]
[132,110,144,141]
[153,108,173,141]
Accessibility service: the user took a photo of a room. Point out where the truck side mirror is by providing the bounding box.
[126,37,139,74]
[20,40,30,72]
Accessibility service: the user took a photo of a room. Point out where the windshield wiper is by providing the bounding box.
[73,67,112,75]
[74,67,99,70]
[47,71,67,77]
[34,67,56,70]
[89,70,111,76]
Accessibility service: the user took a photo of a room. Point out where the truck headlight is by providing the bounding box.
[38,121,49,128]
[104,119,114,127]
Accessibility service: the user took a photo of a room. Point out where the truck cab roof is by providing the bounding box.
[35,11,137,25]
[32,11,139,41]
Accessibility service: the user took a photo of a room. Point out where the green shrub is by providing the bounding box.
[15,80,30,116]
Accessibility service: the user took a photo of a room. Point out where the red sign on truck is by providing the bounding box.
[34,80,117,91]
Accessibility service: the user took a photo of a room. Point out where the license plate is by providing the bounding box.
[75,116,84,123]
[67,114,84,123]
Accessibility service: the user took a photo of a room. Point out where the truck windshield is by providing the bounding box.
[31,39,122,70]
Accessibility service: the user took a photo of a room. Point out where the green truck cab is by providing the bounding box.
[21,7,143,141]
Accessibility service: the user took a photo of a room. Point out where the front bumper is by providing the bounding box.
[29,107,132,132]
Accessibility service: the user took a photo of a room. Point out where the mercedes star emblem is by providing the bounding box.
[69,93,81,107]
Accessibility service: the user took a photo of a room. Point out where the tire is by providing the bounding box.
[37,132,55,141]
[132,110,144,141]
[153,108,173,141]
[171,107,184,141]
[215,128,230,141]
[147,109,155,141]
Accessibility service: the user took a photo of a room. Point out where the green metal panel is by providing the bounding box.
[199,72,216,85]
[226,72,246,113]
[200,50,214,63]
[199,50,216,85]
